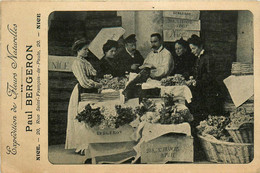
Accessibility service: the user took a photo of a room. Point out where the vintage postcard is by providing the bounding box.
[1,1,260,173]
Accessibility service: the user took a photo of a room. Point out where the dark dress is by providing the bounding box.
[172,52,196,79]
[188,51,223,162]
[99,57,125,77]
[116,48,144,74]
[189,51,222,123]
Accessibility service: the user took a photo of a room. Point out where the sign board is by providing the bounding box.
[88,27,125,60]
[163,11,200,20]
[48,55,75,72]
[141,135,193,163]
[163,30,200,42]
[163,18,200,31]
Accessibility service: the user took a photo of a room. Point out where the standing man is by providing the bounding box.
[117,34,144,74]
[140,33,174,80]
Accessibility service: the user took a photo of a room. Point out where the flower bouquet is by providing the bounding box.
[97,74,128,91]
[76,103,136,129]
[160,74,196,87]
[197,115,232,142]
[132,99,193,125]
[161,74,186,86]
[226,107,254,143]
[76,103,137,143]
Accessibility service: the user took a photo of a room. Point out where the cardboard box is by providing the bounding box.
[141,134,193,163]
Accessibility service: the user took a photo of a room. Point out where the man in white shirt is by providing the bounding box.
[123,33,174,99]
[140,33,174,80]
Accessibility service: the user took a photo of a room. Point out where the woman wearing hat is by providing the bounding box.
[99,40,125,77]
[71,38,102,94]
[171,38,196,79]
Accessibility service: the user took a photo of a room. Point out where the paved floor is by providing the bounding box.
[49,144,211,164]
[49,144,86,164]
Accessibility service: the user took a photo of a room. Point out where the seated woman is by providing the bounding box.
[71,38,102,94]
[171,38,196,79]
[65,38,102,149]
[99,40,125,77]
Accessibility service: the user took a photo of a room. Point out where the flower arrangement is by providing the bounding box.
[158,104,194,124]
[160,74,196,87]
[96,74,128,91]
[76,103,136,129]
[135,98,157,117]
[76,98,194,129]
[226,107,254,128]
[76,104,104,128]
[161,74,186,86]
[114,105,136,128]
[185,76,196,86]
[133,98,193,125]
[196,115,232,142]
[161,92,175,106]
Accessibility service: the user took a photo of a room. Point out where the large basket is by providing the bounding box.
[231,62,253,75]
[226,123,254,143]
[198,135,254,164]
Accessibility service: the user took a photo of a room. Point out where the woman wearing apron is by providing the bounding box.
[65,38,102,150]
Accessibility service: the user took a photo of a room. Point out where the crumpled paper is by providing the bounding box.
[131,122,191,163]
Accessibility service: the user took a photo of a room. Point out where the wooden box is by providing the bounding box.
[140,134,193,163]
[87,125,136,143]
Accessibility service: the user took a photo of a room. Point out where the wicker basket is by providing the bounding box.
[231,62,253,75]
[226,123,254,143]
[198,135,254,163]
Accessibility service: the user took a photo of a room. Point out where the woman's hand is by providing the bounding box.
[131,64,140,70]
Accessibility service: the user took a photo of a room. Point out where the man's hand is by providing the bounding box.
[139,64,156,69]
[150,69,157,78]
[131,64,140,70]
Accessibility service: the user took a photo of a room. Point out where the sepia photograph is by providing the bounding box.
[47,10,254,164]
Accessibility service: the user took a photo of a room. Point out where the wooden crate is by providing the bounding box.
[141,134,193,163]
[87,125,136,144]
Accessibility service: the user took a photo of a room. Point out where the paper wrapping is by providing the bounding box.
[223,75,254,107]
[132,122,191,163]
[142,80,193,103]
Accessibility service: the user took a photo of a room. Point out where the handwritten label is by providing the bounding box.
[96,130,122,135]
[141,135,193,163]
[163,11,200,20]
[163,30,200,42]
[163,18,200,31]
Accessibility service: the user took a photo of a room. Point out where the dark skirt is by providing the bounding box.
[188,79,223,126]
